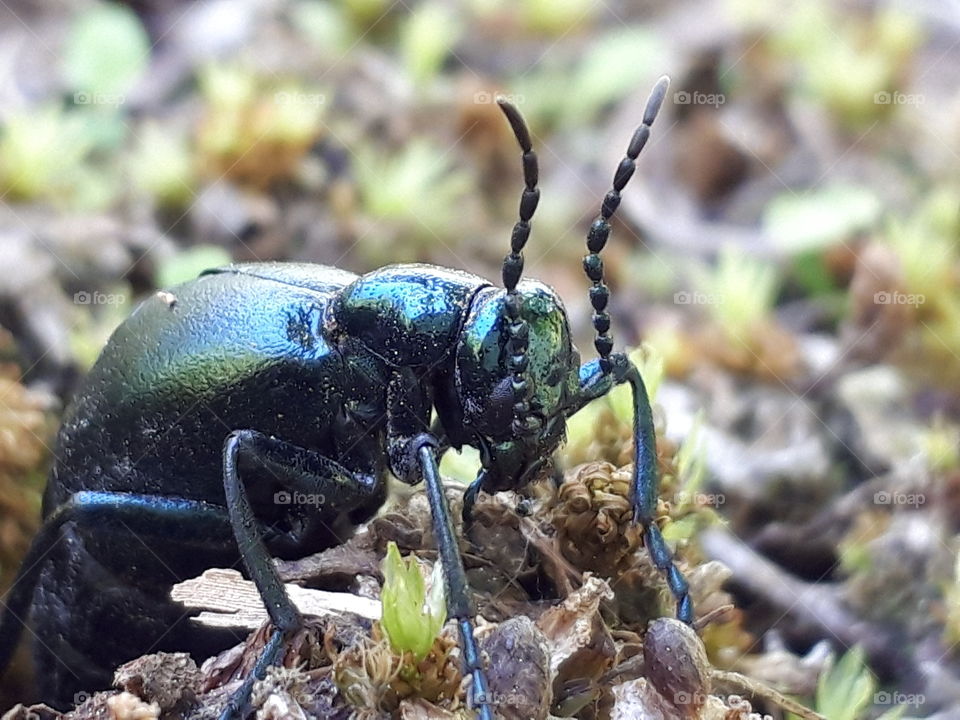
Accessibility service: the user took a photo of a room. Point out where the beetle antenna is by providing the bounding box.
[583,76,669,376]
[497,97,540,435]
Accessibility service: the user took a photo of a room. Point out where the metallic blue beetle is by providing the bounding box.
[0,78,689,720]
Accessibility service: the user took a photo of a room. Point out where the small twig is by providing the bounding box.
[711,669,825,720]
[171,568,381,629]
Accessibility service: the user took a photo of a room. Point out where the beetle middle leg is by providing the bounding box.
[568,353,694,625]
[220,429,380,720]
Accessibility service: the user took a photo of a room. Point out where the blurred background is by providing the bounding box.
[1,0,960,717]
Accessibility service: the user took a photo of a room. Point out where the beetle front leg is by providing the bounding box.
[569,354,694,625]
[382,376,491,718]
[220,429,380,720]
[413,435,493,720]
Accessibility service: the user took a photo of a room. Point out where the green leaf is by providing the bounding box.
[764,185,881,254]
[129,123,195,207]
[156,246,232,288]
[292,1,351,52]
[566,28,660,122]
[815,646,876,720]
[400,2,461,87]
[694,246,779,344]
[0,105,93,202]
[64,3,150,97]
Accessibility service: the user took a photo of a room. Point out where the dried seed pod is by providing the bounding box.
[537,576,617,705]
[643,618,711,719]
[479,616,552,720]
[553,462,642,577]
[113,652,200,711]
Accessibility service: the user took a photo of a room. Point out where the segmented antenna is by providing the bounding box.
[497,97,540,436]
[583,76,669,375]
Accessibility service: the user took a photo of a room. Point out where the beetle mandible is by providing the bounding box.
[0,77,690,720]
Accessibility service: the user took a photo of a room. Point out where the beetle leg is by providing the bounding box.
[386,370,436,484]
[0,491,237,683]
[220,429,380,720]
[461,469,486,524]
[412,435,493,720]
[566,354,694,625]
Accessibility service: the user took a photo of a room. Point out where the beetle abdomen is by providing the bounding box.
[36,265,390,703]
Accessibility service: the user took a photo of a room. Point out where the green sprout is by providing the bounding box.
[694,246,779,347]
[945,553,960,648]
[380,542,446,661]
[64,2,149,99]
[128,122,195,208]
[924,420,960,474]
[885,210,955,317]
[767,2,922,130]
[0,106,93,203]
[810,646,876,720]
[519,0,598,37]
[196,64,325,187]
[355,140,473,261]
[400,2,461,88]
[513,28,662,128]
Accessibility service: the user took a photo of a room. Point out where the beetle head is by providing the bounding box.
[455,281,580,489]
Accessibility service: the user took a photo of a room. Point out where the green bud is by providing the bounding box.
[380,542,446,661]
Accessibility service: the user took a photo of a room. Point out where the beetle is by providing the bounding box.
[0,77,690,720]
